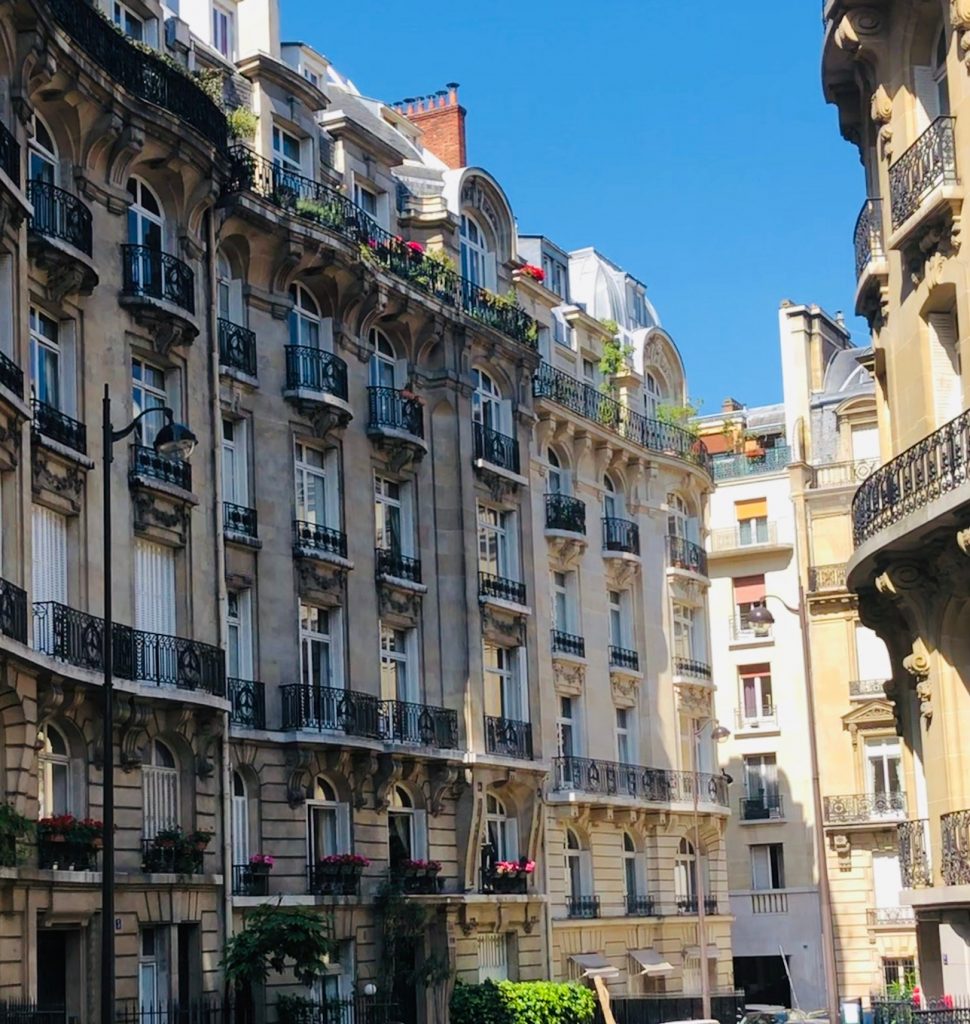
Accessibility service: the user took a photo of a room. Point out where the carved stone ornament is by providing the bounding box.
[546,535,586,571]
[117,697,153,771]
[0,411,23,472]
[377,581,423,628]
[480,603,527,647]
[552,660,585,697]
[958,527,970,556]
[131,489,192,544]
[831,832,853,872]
[908,215,962,288]
[31,441,85,514]
[834,8,884,54]
[285,745,313,808]
[610,675,639,707]
[428,764,466,817]
[952,0,970,66]
[296,557,346,607]
[903,638,930,680]
[916,679,934,723]
[350,750,379,809]
[870,84,894,157]
[677,684,712,717]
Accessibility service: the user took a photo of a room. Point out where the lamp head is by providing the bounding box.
[363,983,377,997]
[153,420,197,461]
[746,603,774,637]
[711,724,731,742]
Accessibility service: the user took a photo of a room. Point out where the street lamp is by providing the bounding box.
[100,384,197,1024]
[746,596,841,1024]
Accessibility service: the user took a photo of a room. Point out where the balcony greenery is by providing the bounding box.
[0,803,31,867]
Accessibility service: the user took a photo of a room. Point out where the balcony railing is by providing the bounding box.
[367,386,424,439]
[0,577,27,644]
[898,818,931,888]
[484,715,533,760]
[232,862,270,897]
[850,678,887,699]
[735,706,778,731]
[461,278,538,349]
[307,861,362,897]
[808,563,847,592]
[223,501,257,539]
[854,198,885,278]
[533,362,711,472]
[228,677,266,730]
[942,808,970,885]
[603,516,640,555]
[37,837,99,871]
[667,535,708,576]
[823,791,906,824]
[281,684,380,737]
[552,630,585,658]
[609,646,640,672]
[0,118,18,185]
[26,180,92,256]
[867,906,915,926]
[552,756,731,808]
[730,613,771,642]
[121,244,195,315]
[284,345,348,401]
[218,317,257,377]
[853,408,970,546]
[812,458,878,488]
[473,422,520,474]
[130,443,191,490]
[751,892,789,914]
[567,895,600,919]
[711,445,791,481]
[739,794,785,820]
[0,350,23,398]
[32,399,87,454]
[379,699,458,748]
[709,521,779,552]
[626,894,655,916]
[889,116,958,230]
[114,626,226,695]
[375,548,422,584]
[32,601,104,670]
[293,520,348,559]
[677,897,720,915]
[478,570,527,606]
[141,839,203,875]
[673,657,712,681]
[545,492,586,534]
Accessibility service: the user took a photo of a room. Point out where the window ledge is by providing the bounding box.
[32,430,95,469]
[128,472,198,505]
[376,572,428,594]
[219,364,259,389]
[473,458,528,487]
[739,816,788,826]
[225,529,262,550]
[293,546,354,572]
[478,593,532,617]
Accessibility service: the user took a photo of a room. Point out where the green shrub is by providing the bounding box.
[450,979,596,1024]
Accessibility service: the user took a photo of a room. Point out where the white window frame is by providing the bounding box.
[222,417,249,507]
[551,570,572,634]
[547,449,567,495]
[672,602,695,661]
[486,792,518,862]
[608,589,629,650]
[374,475,414,557]
[29,307,61,411]
[139,926,170,1014]
[740,666,773,726]
[622,831,642,900]
[307,777,352,862]
[379,622,418,704]
[483,643,527,723]
[226,590,253,681]
[300,603,343,691]
[212,1,235,59]
[471,368,507,434]
[615,707,634,764]
[865,736,904,810]
[289,283,327,349]
[644,372,662,419]
[127,176,162,248]
[231,770,249,867]
[674,837,697,903]
[478,504,517,580]
[142,739,179,839]
[29,115,57,184]
[272,125,303,175]
[743,754,779,804]
[557,695,578,759]
[750,843,785,891]
[114,0,146,41]
[132,357,168,446]
[295,440,340,530]
[38,723,72,819]
[460,214,494,289]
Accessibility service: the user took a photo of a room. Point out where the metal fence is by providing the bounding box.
[601,993,745,1024]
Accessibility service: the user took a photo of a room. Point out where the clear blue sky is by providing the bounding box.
[281,1,868,412]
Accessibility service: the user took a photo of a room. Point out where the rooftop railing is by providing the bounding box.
[711,445,791,481]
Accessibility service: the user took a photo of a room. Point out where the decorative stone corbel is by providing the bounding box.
[117,698,153,770]
[903,639,933,723]
[834,8,884,57]
[285,745,313,807]
[350,750,379,809]
[952,0,970,67]
[870,84,893,157]
[428,764,466,817]
[956,526,970,556]
[374,753,408,810]
[831,832,853,871]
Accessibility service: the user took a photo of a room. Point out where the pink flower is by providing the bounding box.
[405,240,424,254]
[249,853,274,866]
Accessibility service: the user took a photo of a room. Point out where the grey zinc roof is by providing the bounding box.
[320,86,424,163]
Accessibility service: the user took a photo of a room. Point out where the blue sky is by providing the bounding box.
[281,1,867,411]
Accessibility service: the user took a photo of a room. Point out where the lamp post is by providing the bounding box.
[100,384,197,1024]
[747,596,840,1024]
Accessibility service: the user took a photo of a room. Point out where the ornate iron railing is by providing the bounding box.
[32,601,104,670]
[38,837,99,871]
[854,197,885,277]
[739,793,785,820]
[478,570,527,605]
[867,906,915,926]
[375,548,422,583]
[114,627,225,695]
[367,386,424,438]
[293,519,348,559]
[284,345,348,401]
[567,895,600,919]
[812,458,878,488]
[217,317,257,377]
[889,116,958,230]
[552,630,585,657]
[552,757,731,808]
[673,657,712,680]
[711,445,791,481]
[228,677,265,730]
[232,862,269,897]
[121,244,195,315]
[533,362,711,472]
[473,421,520,474]
[667,535,708,576]
[545,492,586,534]
[223,501,257,539]
[677,897,720,915]
[850,678,888,699]
[27,180,92,255]
[484,715,533,759]
[48,0,227,149]
[808,563,847,592]
[0,576,27,644]
[823,791,906,824]
[130,443,191,490]
[460,278,537,348]
[141,839,204,875]
[609,646,640,672]
[942,809,970,885]
[32,399,87,454]
[0,350,23,398]
[626,894,655,916]
[281,683,380,737]
[307,861,363,897]
[603,516,640,555]
[898,818,932,889]
[0,118,18,186]
[378,699,459,748]
[852,408,970,546]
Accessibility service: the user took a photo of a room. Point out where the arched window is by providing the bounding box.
[547,449,566,495]
[289,284,321,349]
[29,116,57,184]
[388,785,426,868]
[38,724,70,819]
[472,368,504,432]
[675,838,697,908]
[231,771,249,868]
[216,253,246,326]
[934,27,950,117]
[565,828,585,898]
[644,372,664,419]
[142,739,178,839]
[308,775,348,864]
[368,328,397,388]
[622,832,642,906]
[486,793,518,862]
[667,493,691,540]
[460,214,493,288]
[126,177,162,249]
[603,475,621,518]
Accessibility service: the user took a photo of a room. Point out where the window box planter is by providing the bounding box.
[142,827,212,875]
[36,815,103,870]
[309,854,368,896]
[392,860,442,894]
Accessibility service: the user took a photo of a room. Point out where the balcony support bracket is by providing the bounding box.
[121,296,199,354]
[429,764,466,817]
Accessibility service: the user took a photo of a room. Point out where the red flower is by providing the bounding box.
[521,263,545,283]
[405,240,424,254]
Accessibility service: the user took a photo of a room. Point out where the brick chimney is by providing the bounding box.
[392,83,466,169]
[721,397,744,413]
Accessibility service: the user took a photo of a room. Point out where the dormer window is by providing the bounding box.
[113,1,145,41]
[460,214,495,290]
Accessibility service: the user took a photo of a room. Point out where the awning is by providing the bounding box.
[735,497,768,520]
[569,953,620,979]
[683,943,719,960]
[628,949,675,976]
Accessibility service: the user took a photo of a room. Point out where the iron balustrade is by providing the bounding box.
[677,897,720,915]
[473,421,520,474]
[850,678,888,699]
[0,577,27,644]
[867,906,915,926]
[48,0,227,149]
[673,657,712,680]
[0,1003,78,1024]
[378,699,459,748]
[130,443,191,490]
[667,535,708,576]
[808,563,847,592]
[114,627,225,695]
[228,678,266,730]
[889,116,958,230]
[27,180,92,255]
[603,516,640,555]
[484,715,534,759]
[852,407,970,546]
[121,244,195,314]
[32,601,105,670]
[223,501,257,539]
[823,791,906,824]
[284,345,348,401]
[898,818,932,888]
[0,350,23,397]
[307,861,363,897]
[32,399,87,454]
[544,492,586,534]
[552,756,731,808]
[854,197,885,277]
[375,548,422,584]
[232,862,269,897]
[293,520,348,559]
[38,837,99,871]
[217,317,257,377]
[711,445,791,481]
[533,362,711,472]
[812,458,878,488]
[281,683,381,737]
[478,570,527,605]
[739,793,785,820]
[626,894,655,916]
[609,646,640,672]
[367,385,424,438]
[140,839,204,875]
[942,809,970,885]
[552,630,586,657]
[460,277,537,348]
[0,118,18,186]
[567,895,600,919]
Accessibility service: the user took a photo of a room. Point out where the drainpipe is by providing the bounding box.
[542,803,554,981]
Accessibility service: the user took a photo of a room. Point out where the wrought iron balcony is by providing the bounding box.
[0,576,27,644]
[379,699,459,748]
[735,705,778,731]
[229,677,266,730]
[473,421,520,474]
[889,116,958,231]
[626,894,655,917]
[113,626,226,696]
[0,118,18,185]
[37,836,99,871]
[307,860,363,897]
[284,345,348,402]
[484,715,533,760]
[0,350,23,398]
[293,520,348,560]
[478,570,527,606]
[552,630,585,658]
[898,818,931,888]
[739,793,784,820]
[218,317,257,377]
[224,501,257,539]
[942,809,970,885]
[602,516,639,555]
[232,862,270,897]
[460,278,538,349]
[711,445,791,481]
[375,548,422,584]
[667,535,708,576]
[823,791,906,825]
[854,198,885,278]
[26,180,92,255]
[48,0,227,149]
[552,756,731,808]
[545,492,586,534]
[709,521,779,552]
[812,458,878,488]
[808,563,847,592]
[567,895,600,919]
[121,244,195,315]
[609,646,640,672]
[674,657,712,681]
[367,386,424,439]
[281,683,380,737]
[141,839,204,876]
[867,906,915,927]
[850,678,887,699]
[32,399,87,454]
[677,897,720,915]
[32,601,104,670]
[852,408,970,546]
[130,443,191,490]
[533,362,712,472]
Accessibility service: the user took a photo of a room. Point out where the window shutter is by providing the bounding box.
[411,809,428,861]
[914,66,939,131]
[735,498,767,521]
[497,399,513,437]
[32,505,67,605]
[400,482,415,558]
[134,540,176,635]
[319,316,334,352]
[336,802,351,854]
[229,279,244,324]
[330,608,345,689]
[232,793,249,864]
[484,252,498,292]
[394,359,409,390]
[928,312,964,426]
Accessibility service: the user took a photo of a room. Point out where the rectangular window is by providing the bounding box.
[740,664,773,724]
[582,358,596,383]
[743,754,778,802]
[928,310,963,428]
[295,441,339,529]
[551,571,573,633]
[735,498,769,546]
[608,589,628,648]
[212,2,234,58]
[477,934,511,983]
[139,926,170,1012]
[375,476,413,556]
[615,707,633,763]
[750,844,785,890]
[380,623,417,703]
[222,418,249,507]
[883,957,916,992]
[483,643,526,722]
[114,1,145,41]
[303,67,320,87]
[300,604,341,690]
[31,504,68,607]
[865,737,903,805]
[132,358,168,445]
[557,696,577,759]
[29,307,60,409]
[672,602,695,661]
[308,794,350,863]
[733,574,766,634]
[353,182,379,218]
[478,504,516,579]
[134,539,176,636]
[272,126,302,174]
[226,590,253,680]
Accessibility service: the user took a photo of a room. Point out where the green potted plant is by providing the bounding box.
[0,804,31,867]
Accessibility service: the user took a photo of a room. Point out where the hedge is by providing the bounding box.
[450,979,597,1024]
